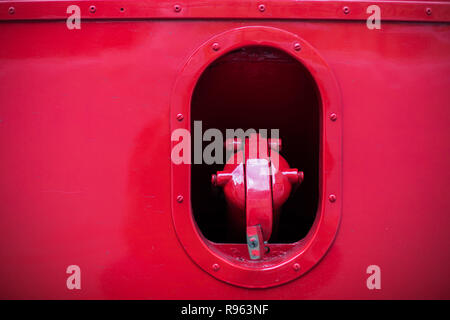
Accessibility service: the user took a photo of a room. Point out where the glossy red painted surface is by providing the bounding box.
[0,0,449,299]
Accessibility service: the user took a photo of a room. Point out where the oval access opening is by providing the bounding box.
[191,46,321,244]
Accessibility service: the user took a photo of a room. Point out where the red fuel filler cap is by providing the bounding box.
[212,133,304,260]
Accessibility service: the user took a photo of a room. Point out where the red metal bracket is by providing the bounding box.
[246,225,265,260]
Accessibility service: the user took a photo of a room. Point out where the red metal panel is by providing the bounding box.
[0,1,449,299]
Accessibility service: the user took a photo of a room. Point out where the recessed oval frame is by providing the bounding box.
[170,26,342,288]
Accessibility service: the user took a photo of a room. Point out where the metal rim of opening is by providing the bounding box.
[170,26,342,288]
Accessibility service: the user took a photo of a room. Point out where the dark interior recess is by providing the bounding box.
[190,46,320,243]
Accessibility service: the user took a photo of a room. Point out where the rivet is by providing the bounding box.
[258,4,266,12]
[293,42,301,51]
[174,4,181,13]
[426,8,432,15]
[293,263,301,271]
[212,42,220,51]
[212,263,220,271]
[176,195,184,203]
[8,7,15,15]
[329,194,337,202]
[343,6,350,14]
[329,113,337,121]
[89,5,96,13]
[176,113,184,121]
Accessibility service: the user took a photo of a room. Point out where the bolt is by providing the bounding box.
[8,7,15,15]
[298,171,304,184]
[174,4,181,13]
[330,113,337,121]
[258,4,266,12]
[212,42,220,51]
[329,194,337,203]
[212,263,220,271]
[176,113,184,121]
[293,263,301,271]
[426,8,432,15]
[343,6,350,14]
[89,5,96,13]
[176,195,184,203]
[293,42,301,52]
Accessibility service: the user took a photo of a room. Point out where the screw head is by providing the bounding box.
[249,238,258,248]
[8,7,15,15]
[212,263,220,271]
[426,8,432,15]
[293,42,301,51]
[293,263,301,271]
[212,42,220,51]
[329,194,337,202]
[258,4,266,12]
[174,4,181,13]
[176,113,184,121]
[343,6,350,14]
[176,195,184,203]
[89,5,96,13]
[329,113,337,121]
